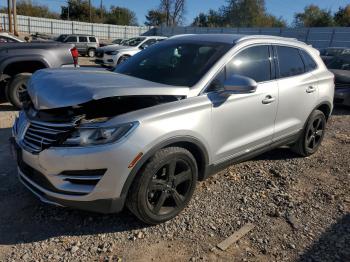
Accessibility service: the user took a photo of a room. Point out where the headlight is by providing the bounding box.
[63,122,138,146]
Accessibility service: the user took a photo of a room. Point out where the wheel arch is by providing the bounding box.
[120,136,210,200]
[315,101,332,120]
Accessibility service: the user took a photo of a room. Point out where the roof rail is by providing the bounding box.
[236,34,301,43]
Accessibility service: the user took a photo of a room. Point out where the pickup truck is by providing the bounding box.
[0,42,78,108]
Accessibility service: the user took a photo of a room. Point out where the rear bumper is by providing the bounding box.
[334,87,350,106]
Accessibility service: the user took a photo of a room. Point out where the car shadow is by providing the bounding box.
[298,214,350,261]
[253,147,301,161]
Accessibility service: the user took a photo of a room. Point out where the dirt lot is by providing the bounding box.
[0,96,349,261]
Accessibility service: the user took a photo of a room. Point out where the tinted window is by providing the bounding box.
[65,36,77,42]
[79,36,88,42]
[301,50,317,72]
[276,46,305,78]
[226,45,271,82]
[116,41,231,87]
[327,55,350,71]
[89,37,96,42]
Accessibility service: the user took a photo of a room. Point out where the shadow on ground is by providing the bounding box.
[299,214,350,262]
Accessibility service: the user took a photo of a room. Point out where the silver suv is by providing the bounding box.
[58,34,99,57]
[12,34,334,224]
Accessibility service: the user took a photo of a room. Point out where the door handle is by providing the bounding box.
[262,95,276,104]
[306,86,316,93]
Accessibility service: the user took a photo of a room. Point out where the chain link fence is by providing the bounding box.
[0,13,155,40]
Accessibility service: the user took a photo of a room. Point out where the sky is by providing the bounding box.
[3,0,350,26]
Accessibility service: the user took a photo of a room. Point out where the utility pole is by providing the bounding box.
[89,0,92,23]
[100,0,103,20]
[12,0,18,36]
[67,0,70,20]
[7,0,12,33]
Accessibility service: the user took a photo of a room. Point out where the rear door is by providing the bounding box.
[77,36,88,53]
[273,45,319,141]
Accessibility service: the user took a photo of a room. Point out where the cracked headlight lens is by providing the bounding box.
[63,122,138,146]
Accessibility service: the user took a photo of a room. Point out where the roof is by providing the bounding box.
[168,34,302,45]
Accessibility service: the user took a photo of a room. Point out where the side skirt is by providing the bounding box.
[205,132,301,178]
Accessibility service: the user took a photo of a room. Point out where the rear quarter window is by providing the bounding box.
[276,46,305,78]
[300,50,317,72]
[89,37,96,42]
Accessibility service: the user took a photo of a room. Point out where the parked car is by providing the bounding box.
[95,36,167,67]
[57,34,99,57]
[12,34,334,224]
[0,42,78,108]
[326,54,350,106]
[320,47,350,65]
[0,32,23,43]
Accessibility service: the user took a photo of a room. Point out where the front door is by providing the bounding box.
[210,45,278,163]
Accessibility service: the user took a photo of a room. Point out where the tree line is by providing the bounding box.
[1,0,349,27]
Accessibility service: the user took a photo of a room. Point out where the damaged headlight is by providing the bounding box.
[63,122,138,146]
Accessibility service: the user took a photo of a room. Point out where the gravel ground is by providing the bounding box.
[0,101,349,261]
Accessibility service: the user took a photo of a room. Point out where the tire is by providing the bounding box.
[6,73,31,109]
[87,48,96,58]
[117,55,130,65]
[292,109,326,157]
[127,147,198,225]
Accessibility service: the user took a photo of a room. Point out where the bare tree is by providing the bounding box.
[159,0,185,26]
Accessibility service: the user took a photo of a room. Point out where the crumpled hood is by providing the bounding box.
[28,69,189,110]
[330,69,350,84]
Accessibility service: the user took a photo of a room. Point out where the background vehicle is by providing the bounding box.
[0,43,78,108]
[95,36,167,67]
[326,54,350,106]
[0,32,23,43]
[57,34,99,57]
[12,34,334,225]
[320,47,350,65]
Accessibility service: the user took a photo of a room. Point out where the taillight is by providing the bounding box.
[70,47,79,67]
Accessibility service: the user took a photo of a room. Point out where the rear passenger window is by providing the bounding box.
[79,36,88,42]
[226,45,271,82]
[300,50,317,72]
[276,46,305,78]
[89,37,96,42]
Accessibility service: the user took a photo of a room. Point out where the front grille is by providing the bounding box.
[335,82,349,89]
[22,120,74,153]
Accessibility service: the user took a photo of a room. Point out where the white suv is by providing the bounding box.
[95,36,167,67]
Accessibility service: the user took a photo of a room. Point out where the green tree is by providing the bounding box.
[334,5,350,26]
[105,6,138,26]
[145,9,167,26]
[0,0,59,19]
[192,9,224,27]
[61,0,91,22]
[294,5,334,27]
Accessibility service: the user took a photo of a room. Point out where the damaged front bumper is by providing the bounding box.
[11,114,143,213]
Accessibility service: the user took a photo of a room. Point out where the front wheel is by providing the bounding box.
[292,109,326,156]
[127,147,198,225]
[6,73,31,109]
[117,55,130,65]
[87,48,96,58]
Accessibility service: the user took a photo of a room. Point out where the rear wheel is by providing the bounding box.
[6,73,31,109]
[127,147,198,224]
[292,110,326,156]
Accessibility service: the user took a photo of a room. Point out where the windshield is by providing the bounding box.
[115,41,231,87]
[56,34,67,42]
[122,37,146,47]
[328,56,350,71]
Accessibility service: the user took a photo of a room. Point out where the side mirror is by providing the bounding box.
[223,74,257,95]
[140,44,149,50]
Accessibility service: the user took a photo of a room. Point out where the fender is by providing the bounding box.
[0,55,50,75]
[119,135,210,201]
